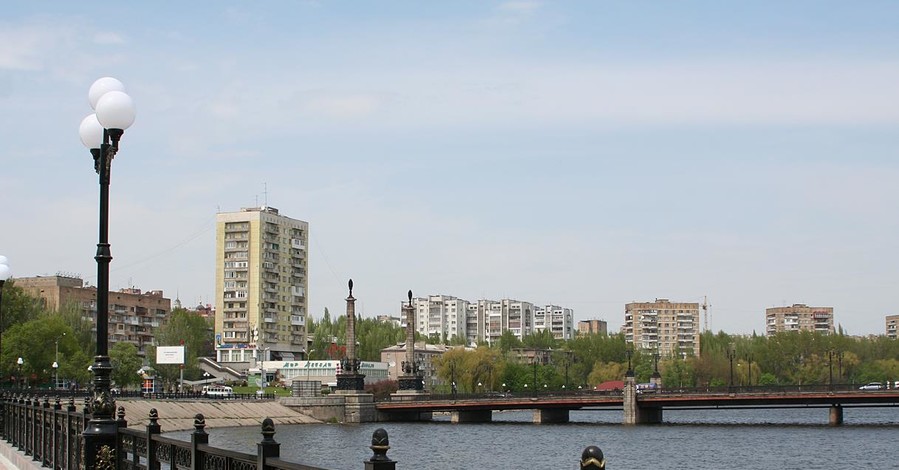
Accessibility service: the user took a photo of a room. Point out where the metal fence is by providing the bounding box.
[1,392,606,469]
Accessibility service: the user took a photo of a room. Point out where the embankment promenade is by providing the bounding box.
[116,398,321,431]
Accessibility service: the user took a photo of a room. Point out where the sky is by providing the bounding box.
[2,1,898,336]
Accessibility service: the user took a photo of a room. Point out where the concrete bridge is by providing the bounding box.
[375,383,899,425]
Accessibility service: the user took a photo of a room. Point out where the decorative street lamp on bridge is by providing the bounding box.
[727,346,737,389]
[79,76,136,468]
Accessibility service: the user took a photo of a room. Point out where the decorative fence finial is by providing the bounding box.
[369,428,392,461]
[580,446,605,469]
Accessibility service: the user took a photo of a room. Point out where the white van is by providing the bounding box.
[203,385,233,398]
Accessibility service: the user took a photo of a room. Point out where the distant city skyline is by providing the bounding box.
[2,2,899,336]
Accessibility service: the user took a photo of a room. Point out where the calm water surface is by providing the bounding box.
[167,407,898,469]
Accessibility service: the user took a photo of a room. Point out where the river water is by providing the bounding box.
[167,407,898,469]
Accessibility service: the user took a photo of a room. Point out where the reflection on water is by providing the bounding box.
[166,407,898,469]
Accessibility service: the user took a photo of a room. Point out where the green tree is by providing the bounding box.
[0,280,44,335]
[110,342,143,389]
[149,308,211,389]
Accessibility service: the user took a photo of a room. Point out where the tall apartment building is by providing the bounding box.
[578,319,608,336]
[534,305,574,340]
[465,299,535,345]
[414,295,468,343]
[887,315,899,339]
[765,304,834,336]
[16,275,170,356]
[214,206,309,365]
[623,299,701,357]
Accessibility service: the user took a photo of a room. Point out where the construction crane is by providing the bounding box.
[702,296,711,332]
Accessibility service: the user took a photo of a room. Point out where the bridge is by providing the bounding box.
[376,384,899,425]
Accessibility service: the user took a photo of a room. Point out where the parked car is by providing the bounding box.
[858,382,884,390]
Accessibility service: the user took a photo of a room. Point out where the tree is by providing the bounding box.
[1,315,75,387]
[496,330,521,353]
[149,308,211,389]
[110,342,143,389]
[0,280,44,335]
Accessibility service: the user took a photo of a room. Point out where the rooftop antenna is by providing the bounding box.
[263,182,268,206]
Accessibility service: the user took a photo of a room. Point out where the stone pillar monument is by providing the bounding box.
[397,290,424,392]
[336,279,365,392]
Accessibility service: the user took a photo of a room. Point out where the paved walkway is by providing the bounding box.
[118,398,321,431]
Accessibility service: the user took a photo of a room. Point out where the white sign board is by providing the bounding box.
[156,346,185,365]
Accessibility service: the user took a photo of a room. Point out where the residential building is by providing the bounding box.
[534,305,574,340]
[380,342,452,389]
[765,304,834,336]
[578,319,608,336]
[214,206,309,366]
[16,275,170,356]
[623,299,701,357]
[885,314,898,339]
[468,299,536,345]
[414,294,469,343]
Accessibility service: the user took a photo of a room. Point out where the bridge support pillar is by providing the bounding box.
[636,406,663,424]
[451,409,492,423]
[533,408,569,424]
[829,405,843,426]
[623,375,637,425]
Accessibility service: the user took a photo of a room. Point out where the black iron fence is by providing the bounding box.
[0,392,606,469]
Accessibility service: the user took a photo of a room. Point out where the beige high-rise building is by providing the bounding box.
[623,299,700,357]
[884,314,897,339]
[214,206,308,366]
[765,304,834,336]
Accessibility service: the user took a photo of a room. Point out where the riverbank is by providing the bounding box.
[118,398,321,431]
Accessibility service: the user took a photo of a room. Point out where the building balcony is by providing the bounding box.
[290,315,305,326]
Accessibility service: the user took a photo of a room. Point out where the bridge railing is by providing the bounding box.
[375,383,881,402]
[1,387,277,401]
[1,392,609,469]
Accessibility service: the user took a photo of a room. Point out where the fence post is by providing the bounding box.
[580,446,605,469]
[116,406,127,467]
[257,418,280,469]
[191,414,208,470]
[364,428,396,470]
[40,397,50,466]
[145,408,161,470]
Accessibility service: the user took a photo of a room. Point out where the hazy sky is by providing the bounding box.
[2,2,898,336]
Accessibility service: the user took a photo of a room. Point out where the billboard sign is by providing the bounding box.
[156,346,185,365]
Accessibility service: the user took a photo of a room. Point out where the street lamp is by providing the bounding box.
[52,362,59,389]
[0,256,10,385]
[79,76,136,468]
[727,347,736,389]
[625,348,634,377]
[17,357,24,388]
[746,354,753,388]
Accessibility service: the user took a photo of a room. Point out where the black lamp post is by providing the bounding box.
[0,256,9,386]
[727,347,736,389]
[746,354,753,388]
[79,76,136,468]
[837,351,843,384]
[625,347,634,377]
[828,350,835,391]
[532,357,538,396]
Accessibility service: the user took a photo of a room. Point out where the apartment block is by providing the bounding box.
[214,206,309,365]
[765,304,834,336]
[578,319,608,336]
[16,275,170,356]
[885,314,898,339]
[414,295,468,343]
[623,299,700,357]
[534,305,574,340]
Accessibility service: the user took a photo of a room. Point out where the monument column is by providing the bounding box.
[398,290,425,392]
[336,279,365,392]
